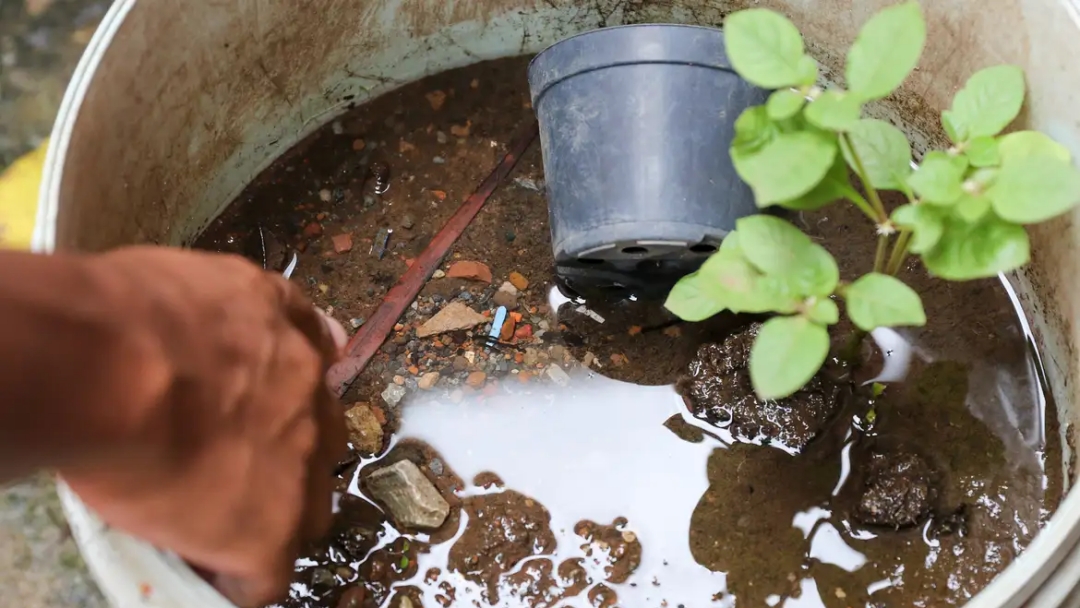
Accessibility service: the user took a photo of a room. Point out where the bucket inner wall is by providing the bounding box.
[38,1,1080,606]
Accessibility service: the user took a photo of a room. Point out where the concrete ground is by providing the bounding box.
[1,0,111,606]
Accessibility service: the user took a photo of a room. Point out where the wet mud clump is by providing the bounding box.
[854,451,937,528]
[680,323,841,452]
[448,490,557,602]
[573,519,643,584]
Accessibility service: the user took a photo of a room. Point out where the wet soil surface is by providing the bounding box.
[196,56,1064,607]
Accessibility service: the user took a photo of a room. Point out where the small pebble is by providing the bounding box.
[436,131,448,144]
[546,364,571,387]
[350,317,365,329]
[419,372,440,390]
[381,384,407,407]
[433,269,446,279]
[319,188,332,202]
[433,156,446,164]
[393,375,406,386]
[402,215,415,229]
[466,371,487,388]
[513,177,544,192]
[429,458,445,476]
[331,121,344,135]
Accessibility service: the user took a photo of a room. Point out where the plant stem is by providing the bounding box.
[840,133,888,222]
[838,185,879,222]
[886,229,912,275]
[873,234,889,274]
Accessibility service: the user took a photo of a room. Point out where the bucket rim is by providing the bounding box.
[527,23,732,102]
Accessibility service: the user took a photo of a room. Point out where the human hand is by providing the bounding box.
[58,246,348,607]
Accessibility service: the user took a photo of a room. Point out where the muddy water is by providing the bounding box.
[194,55,1063,608]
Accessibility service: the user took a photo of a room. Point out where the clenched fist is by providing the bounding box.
[0,247,349,607]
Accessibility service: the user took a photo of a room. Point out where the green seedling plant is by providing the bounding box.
[665,1,1080,400]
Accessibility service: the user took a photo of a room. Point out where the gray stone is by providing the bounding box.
[546,364,571,387]
[429,458,445,476]
[417,302,487,338]
[382,384,407,408]
[514,177,545,191]
[365,460,450,529]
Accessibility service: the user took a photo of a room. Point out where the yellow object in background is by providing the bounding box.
[0,139,48,251]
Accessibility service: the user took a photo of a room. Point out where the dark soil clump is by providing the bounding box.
[854,451,936,528]
[680,323,842,453]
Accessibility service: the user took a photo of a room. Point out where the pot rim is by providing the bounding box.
[36,1,1080,606]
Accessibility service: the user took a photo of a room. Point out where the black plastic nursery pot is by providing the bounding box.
[527,24,768,298]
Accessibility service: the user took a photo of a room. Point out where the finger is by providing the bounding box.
[212,558,294,608]
[268,273,341,364]
[316,307,349,352]
[299,381,348,543]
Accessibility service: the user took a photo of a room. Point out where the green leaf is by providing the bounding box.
[805,91,862,131]
[955,194,992,223]
[732,131,838,206]
[724,9,818,88]
[964,136,1000,167]
[845,273,927,331]
[922,215,1030,280]
[872,382,887,398]
[843,119,912,190]
[806,297,840,325]
[908,151,966,204]
[767,89,806,120]
[845,1,927,101]
[998,131,1072,163]
[943,65,1025,141]
[942,112,962,143]
[734,215,840,296]
[988,155,1080,223]
[749,316,830,400]
[665,271,727,321]
[732,106,778,155]
[698,245,801,314]
[778,154,850,211]
[891,203,944,254]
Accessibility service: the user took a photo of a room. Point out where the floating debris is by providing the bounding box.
[282,252,298,280]
[574,304,606,324]
[371,161,391,194]
[370,227,392,259]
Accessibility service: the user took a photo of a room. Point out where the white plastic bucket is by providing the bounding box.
[36,1,1080,606]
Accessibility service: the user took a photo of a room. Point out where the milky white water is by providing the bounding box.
[343,368,874,608]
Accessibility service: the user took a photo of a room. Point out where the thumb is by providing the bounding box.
[315,307,348,353]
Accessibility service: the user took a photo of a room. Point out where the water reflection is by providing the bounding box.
[302,278,1056,608]
[384,373,732,606]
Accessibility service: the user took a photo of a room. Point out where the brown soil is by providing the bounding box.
[195,56,1063,608]
[679,323,845,453]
